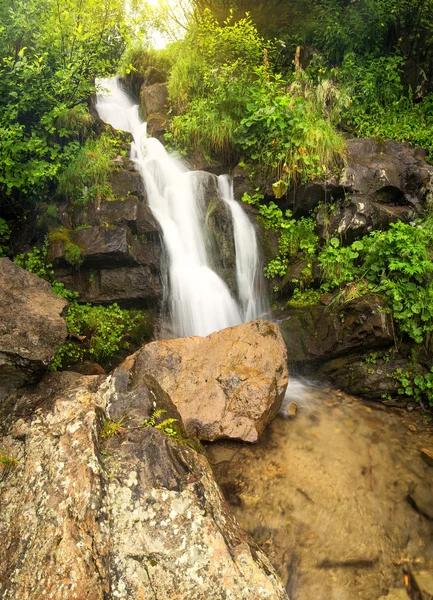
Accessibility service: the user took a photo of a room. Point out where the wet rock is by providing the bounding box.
[316,354,409,399]
[110,168,145,199]
[0,367,289,600]
[73,197,159,238]
[0,259,67,401]
[49,226,151,269]
[408,484,433,520]
[55,265,162,307]
[377,589,411,600]
[283,138,433,217]
[421,447,433,467]
[141,82,168,117]
[411,571,433,599]
[341,138,433,204]
[232,164,255,199]
[134,320,289,442]
[278,294,393,366]
[316,195,414,244]
[287,179,345,217]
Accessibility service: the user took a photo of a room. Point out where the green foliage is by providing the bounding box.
[0,0,128,208]
[48,228,83,269]
[242,192,318,278]
[0,451,18,481]
[100,417,127,439]
[14,242,79,301]
[142,408,201,450]
[0,218,10,257]
[394,367,433,407]
[318,237,360,290]
[57,134,116,205]
[165,11,266,157]
[238,69,346,185]
[315,222,433,344]
[142,409,179,437]
[339,53,433,153]
[50,303,152,370]
[287,288,322,308]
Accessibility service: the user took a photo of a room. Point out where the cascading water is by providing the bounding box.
[96,76,267,337]
[218,174,269,323]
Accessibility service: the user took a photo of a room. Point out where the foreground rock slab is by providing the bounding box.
[0,369,289,600]
[0,258,67,401]
[134,320,289,442]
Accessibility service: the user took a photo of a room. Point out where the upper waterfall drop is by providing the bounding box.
[96,76,267,338]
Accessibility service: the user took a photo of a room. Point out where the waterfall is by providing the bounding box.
[96,76,267,338]
[218,175,269,322]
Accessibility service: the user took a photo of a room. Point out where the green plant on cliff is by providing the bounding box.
[57,135,115,205]
[237,68,346,186]
[0,0,128,210]
[316,221,433,344]
[50,303,153,371]
[14,242,79,301]
[242,192,318,278]
[142,409,179,437]
[101,417,128,439]
[48,228,83,269]
[166,11,267,158]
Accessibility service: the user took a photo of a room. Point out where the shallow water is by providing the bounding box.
[207,380,433,600]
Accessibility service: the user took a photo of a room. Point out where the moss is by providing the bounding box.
[49,227,83,269]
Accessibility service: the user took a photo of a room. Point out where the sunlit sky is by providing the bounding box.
[145,0,189,49]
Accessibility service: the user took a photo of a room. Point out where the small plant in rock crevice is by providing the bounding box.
[100,417,128,439]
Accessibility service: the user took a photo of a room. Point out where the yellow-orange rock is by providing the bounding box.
[134,320,289,442]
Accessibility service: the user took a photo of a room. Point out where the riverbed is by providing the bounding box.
[207,380,433,600]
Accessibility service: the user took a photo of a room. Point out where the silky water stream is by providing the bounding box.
[97,78,433,600]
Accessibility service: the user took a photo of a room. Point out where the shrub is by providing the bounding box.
[57,134,116,205]
[50,303,154,370]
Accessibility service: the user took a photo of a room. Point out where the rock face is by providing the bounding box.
[134,320,289,442]
[50,159,163,307]
[277,294,393,367]
[0,367,289,600]
[0,259,67,400]
[284,138,433,220]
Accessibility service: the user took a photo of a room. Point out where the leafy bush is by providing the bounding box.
[0,0,128,208]
[50,303,153,370]
[316,222,433,344]
[339,53,433,154]
[242,192,318,278]
[238,69,346,186]
[165,11,267,158]
[14,242,79,300]
[57,134,116,205]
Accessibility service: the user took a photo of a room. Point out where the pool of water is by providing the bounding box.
[206,379,433,600]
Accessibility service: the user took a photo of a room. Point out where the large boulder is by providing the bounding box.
[316,195,414,244]
[0,369,289,600]
[277,294,393,367]
[134,320,289,442]
[141,82,168,117]
[285,138,433,217]
[0,259,67,400]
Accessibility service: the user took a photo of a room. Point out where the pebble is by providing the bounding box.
[421,447,433,467]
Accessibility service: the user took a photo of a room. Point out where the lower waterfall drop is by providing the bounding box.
[96,76,267,337]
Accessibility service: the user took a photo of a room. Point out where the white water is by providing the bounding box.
[96,76,266,338]
[218,174,268,322]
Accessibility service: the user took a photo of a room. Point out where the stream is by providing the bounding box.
[207,379,433,600]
